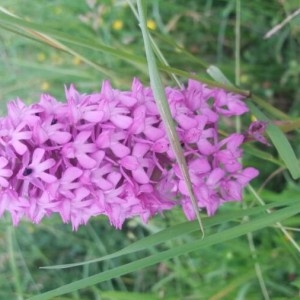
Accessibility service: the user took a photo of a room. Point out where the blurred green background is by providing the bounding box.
[0,0,300,299]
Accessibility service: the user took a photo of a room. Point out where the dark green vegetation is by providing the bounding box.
[0,1,300,299]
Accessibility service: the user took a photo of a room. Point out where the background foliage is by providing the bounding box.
[0,0,300,299]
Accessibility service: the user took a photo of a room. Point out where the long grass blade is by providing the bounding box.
[135,0,204,235]
[28,202,300,300]
[40,198,296,270]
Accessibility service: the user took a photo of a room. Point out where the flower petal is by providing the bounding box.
[83,111,104,123]
[50,131,72,144]
[120,156,138,170]
[77,154,96,169]
[62,167,83,183]
[132,167,149,184]
[110,115,133,129]
[39,172,57,183]
[0,157,8,168]
[31,148,45,165]
[11,140,27,155]
[111,143,130,158]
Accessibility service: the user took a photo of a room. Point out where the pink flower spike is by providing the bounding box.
[0,78,258,229]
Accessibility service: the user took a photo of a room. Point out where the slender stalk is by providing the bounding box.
[242,208,270,300]
[248,184,300,253]
[234,0,241,133]
[136,0,204,236]
[235,0,241,87]
[7,224,24,300]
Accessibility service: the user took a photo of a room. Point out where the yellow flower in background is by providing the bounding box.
[147,19,156,30]
[41,81,50,91]
[37,52,46,62]
[240,74,249,84]
[112,20,123,31]
[72,56,82,65]
[251,115,257,122]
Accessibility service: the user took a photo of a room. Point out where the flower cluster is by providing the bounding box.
[0,79,258,229]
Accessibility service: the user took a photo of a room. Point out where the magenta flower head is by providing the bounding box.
[0,79,259,229]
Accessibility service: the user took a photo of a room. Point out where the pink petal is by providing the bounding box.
[34,126,48,144]
[96,131,110,148]
[107,171,122,186]
[74,187,90,200]
[39,172,57,183]
[62,167,83,183]
[190,158,211,174]
[133,143,150,157]
[0,157,8,168]
[181,197,196,220]
[0,177,9,187]
[184,128,201,143]
[144,126,164,141]
[0,169,13,178]
[130,106,146,134]
[119,93,137,107]
[76,131,91,144]
[207,168,225,186]
[197,139,215,155]
[77,154,96,169]
[132,167,149,184]
[111,143,130,158]
[237,167,259,185]
[176,114,198,130]
[32,148,45,165]
[101,80,114,100]
[35,158,56,173]
[91,150,105,164]
[226,134,244,151]
[60,200,71,223]
[97,178,114,190]
[120,156,138,170]
[151,138,169,153]
[83,111,104,123]
[11,140,27,155]
[50,131,72,144]
[110,115,133,129]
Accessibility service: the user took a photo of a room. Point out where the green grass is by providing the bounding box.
[0,0,300,299]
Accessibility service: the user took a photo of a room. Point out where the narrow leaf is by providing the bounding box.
[41,198,295,270]
[28,202,300,300]
[207,65,234,87]
[136,0,204,235]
